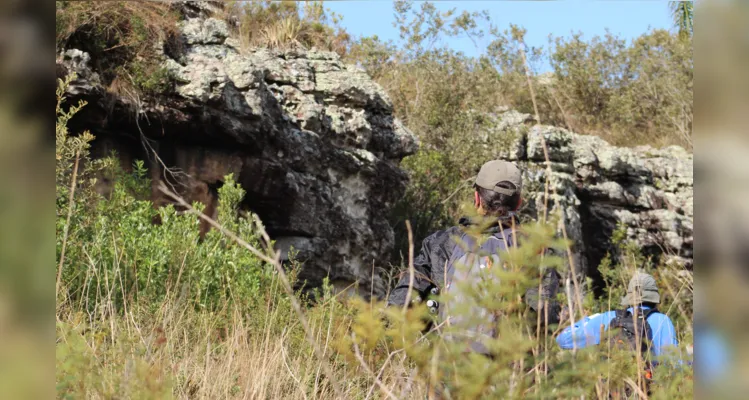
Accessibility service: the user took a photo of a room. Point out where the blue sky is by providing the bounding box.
[325,1,676,72]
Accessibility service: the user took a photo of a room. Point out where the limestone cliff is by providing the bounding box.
[57,3,692,297]
[475,110,693,286]
[57,5,417,296]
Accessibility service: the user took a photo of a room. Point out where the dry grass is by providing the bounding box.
[225,1,351,55]
[56,262,691,399]
[56,1,178,51]
[54,172,424,399]
[260,17,303,50]
[56,1,180,99]
[56,274,427,399]
[55,181,693,399]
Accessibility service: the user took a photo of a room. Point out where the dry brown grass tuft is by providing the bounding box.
[225,1,351,55]
[55,278,426,399]
[260,17,303,50]
[56,1,178,51]
[56,1,180,99]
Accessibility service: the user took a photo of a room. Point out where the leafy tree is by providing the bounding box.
[347,2,693,260]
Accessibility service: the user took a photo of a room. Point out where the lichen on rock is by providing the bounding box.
[483,110,694,284]
[57,2,417,298]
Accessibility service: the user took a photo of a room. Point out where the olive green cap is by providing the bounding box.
[621,271,661,306]
[474,160,522,195]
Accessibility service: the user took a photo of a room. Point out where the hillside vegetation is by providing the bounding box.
[56,1,694,399]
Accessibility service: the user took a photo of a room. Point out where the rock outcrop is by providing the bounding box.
[57,3,692,298]
[57,5,417,297]
[478,111,693,287]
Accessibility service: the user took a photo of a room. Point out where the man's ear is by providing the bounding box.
[514,196,523,211]
[474,191,480,208]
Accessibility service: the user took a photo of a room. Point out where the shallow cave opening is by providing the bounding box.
[59,44,342,296]
[87,132,311,257]
[72,99,288,234]
[578,201,615,297]
[578,199,669,298]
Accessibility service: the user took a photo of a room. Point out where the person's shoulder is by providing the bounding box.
[648,310,675,324]
[598,310,617,320]
[445,225,463,234]
[424,226,460,238]
[421,226,462,245]
[644,310,676,334]
[569,311,613,327]
[588,310,617,325]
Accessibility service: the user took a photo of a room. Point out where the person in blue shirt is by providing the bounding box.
[556,271,679,359]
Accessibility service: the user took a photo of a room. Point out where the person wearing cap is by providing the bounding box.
[388,160,561,323]
[555,271,679,358]
[387,160,563,398]
[388,160,523,307]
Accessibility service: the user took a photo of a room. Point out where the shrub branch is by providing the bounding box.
[157,182,346,399]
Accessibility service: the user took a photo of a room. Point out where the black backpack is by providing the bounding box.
[605,308,659,397]
[607,307,658,356]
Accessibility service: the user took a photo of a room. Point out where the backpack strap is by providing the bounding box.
[641,307,659,320]
[616,309,632,319]
[640,308,659,351]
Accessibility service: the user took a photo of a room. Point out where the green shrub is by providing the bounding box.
[56,76,271,312]
[58,167,274,311]
[547,29,693,147]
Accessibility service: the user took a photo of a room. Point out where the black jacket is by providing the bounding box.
[387,215,563,325]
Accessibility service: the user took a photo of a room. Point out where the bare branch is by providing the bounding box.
[157,182,346,399]
[402,220,416,314]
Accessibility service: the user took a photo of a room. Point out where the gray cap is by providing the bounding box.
[621,271,660,306]
[475,160,522,196]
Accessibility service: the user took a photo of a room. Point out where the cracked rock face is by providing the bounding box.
[57,8,418,298]
[480,110,693,288]
[57,3,692,297]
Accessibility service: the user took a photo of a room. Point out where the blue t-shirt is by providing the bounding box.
[556,306,679,358]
